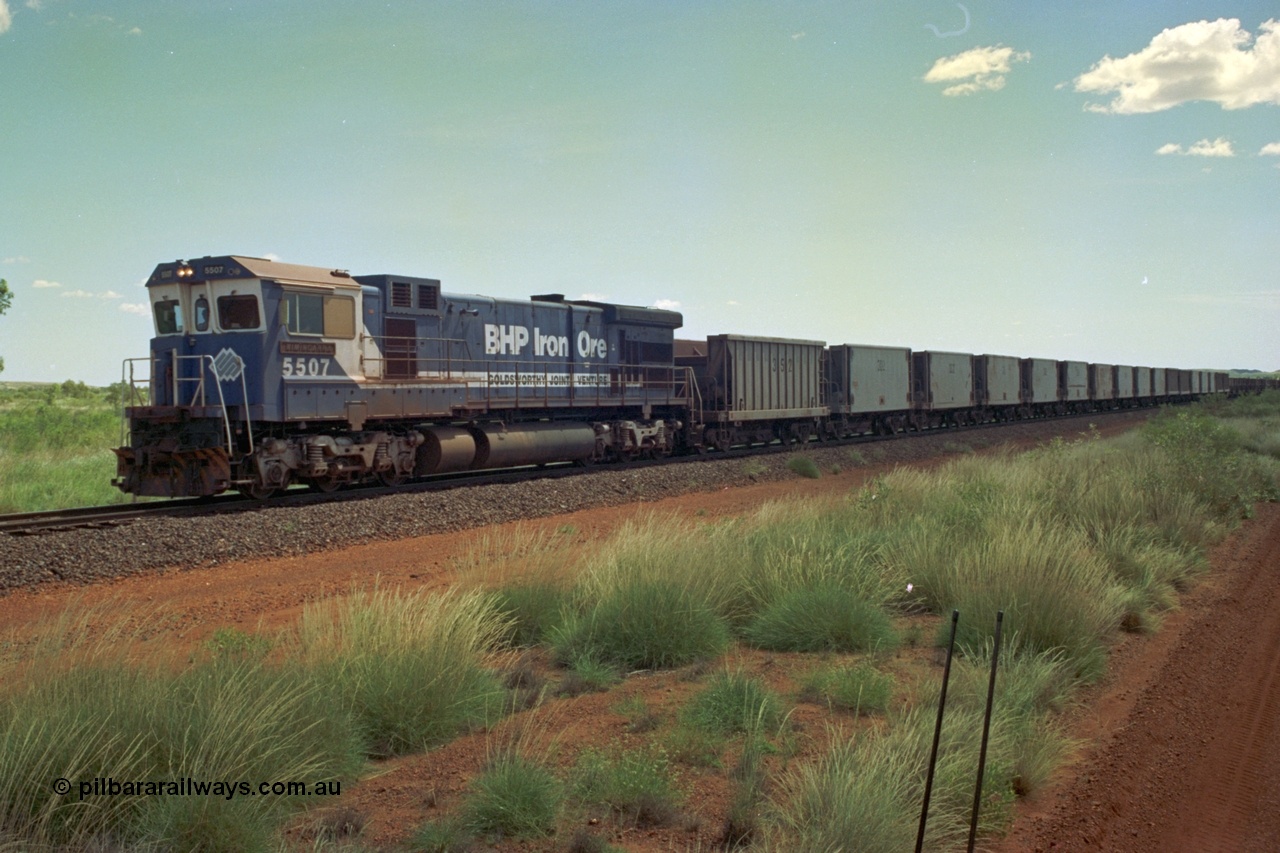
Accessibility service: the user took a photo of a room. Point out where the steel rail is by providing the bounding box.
[0,406,1155,537]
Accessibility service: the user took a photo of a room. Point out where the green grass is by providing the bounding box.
[772,649,1074,851]
[799,663,896,715]
[682,670,782,737]
[571,747,682,828]
[0,586,517,851]
[552,578,731,670]
[461,752,562,838]
[0,383,134,512]
[785,455,821,479]
[489,582,568,648]
[0,657,363,852]
[743,583,899,653]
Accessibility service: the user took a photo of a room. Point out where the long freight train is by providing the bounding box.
[113,255,1262,499]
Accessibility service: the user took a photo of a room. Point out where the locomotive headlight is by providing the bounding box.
[176,264,193,278]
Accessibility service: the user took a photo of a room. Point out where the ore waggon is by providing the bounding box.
[114,254,1235,499]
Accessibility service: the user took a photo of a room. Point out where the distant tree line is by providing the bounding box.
[0,278,11,374]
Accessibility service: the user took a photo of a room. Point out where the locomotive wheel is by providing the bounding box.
[309,475,341,493]
[377,469,405,487]
[241,482,277,501]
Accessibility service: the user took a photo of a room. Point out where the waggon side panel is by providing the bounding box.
[1058,361,1088,402]
[1135,367,1152,397]
[829,344,912,415]
[696,335,826,422]
[1115,365,1134,398]
[1021,358,1057,404]
[1089,363,1115,400]
[979,354,1020,405]
[913,351,974,410]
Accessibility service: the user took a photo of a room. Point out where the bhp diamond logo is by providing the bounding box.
[212,348,244,382]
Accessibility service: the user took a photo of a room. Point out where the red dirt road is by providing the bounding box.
[999,502,1280,852]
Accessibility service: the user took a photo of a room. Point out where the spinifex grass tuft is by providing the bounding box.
[799,663,895,715]
[293,586,508,757]
[462,751,562,838]
[786,455,821,479]
[553,578,730,670]
[743,583,898,653]
[682,670,782,737]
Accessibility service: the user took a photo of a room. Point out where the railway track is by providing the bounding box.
[0,408,1153,538]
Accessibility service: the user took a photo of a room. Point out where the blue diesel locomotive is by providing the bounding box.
[115,255,689,498]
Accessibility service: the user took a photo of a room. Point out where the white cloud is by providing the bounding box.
[128,26,140,36]
[1261,142,1280,155]
[4,256,32,264]
[262,253,281,262]
[32,279,62,289]
[0,1,11,34]
[61,289,94,298]
[1156,137,1236,157]
[925,45,1031,96]
[1189,137,1235,156]
[99,290,122,299]
[575,293,609,302]
[652,299,681,311]
[119,302,150,317]
[1075,18,1280,114]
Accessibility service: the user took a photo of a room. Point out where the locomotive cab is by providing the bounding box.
[116,256,366,496]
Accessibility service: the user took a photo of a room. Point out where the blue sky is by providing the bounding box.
[1,1,1277,384]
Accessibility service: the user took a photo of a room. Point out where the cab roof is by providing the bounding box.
[148,256,360,289]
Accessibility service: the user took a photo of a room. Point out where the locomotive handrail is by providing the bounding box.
[119,354,245,457]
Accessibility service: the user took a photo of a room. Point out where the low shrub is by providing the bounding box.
[571,748,681,828]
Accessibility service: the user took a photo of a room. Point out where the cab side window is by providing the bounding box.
[217,295,261,330]
[283,292,354,338]
[194,296,210,332]
[154,299,183,334]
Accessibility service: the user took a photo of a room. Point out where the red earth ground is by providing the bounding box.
[2,412,1277,851]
